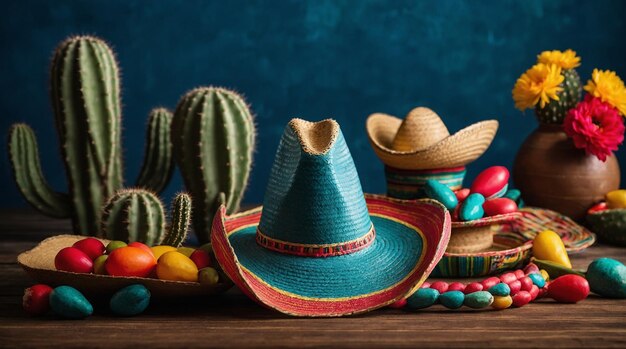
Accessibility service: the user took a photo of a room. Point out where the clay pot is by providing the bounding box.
[513,124,620,221]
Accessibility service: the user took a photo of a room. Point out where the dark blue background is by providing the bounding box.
[2,0,626,209]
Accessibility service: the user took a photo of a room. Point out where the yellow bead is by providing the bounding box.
[491,295,513,310]
[540,269,550,282]
[606,190,626,209]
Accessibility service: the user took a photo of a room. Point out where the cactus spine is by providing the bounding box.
[535,69,582,124]
[101,189,191,246]
[161,193,192,247]
[7,36,173,235]
[171,87,255,243]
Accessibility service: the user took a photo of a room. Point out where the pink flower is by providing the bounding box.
[563,96,625,161]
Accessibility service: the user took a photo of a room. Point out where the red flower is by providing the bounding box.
[563,96,625,161]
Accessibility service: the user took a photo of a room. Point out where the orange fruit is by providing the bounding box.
[156,251,198,282]
[105,247,156,278]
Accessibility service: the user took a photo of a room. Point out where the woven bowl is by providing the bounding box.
[587,209,626,246]
[17,235,232,298]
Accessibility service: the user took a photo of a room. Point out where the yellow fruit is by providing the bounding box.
[151,245,177,260]
[532,230,572,268]
[177,247,195,257]
[156,251,198,282]
[606,190,626,209]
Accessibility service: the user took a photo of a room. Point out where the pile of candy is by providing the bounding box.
[390,262,590,311]
[23,284,150,319]
[54,237,221,285]
[424,166,522,221]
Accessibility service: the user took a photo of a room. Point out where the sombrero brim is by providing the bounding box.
[451,212,522,229]
[366,113,499,170]
[211,194,451,317]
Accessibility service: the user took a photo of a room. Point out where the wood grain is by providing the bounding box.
[1,210,625,348]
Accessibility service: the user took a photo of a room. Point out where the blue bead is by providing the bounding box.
[528,273,546,288]
[424,179,458,210]
[49,286,93,319]
[488,283,511,296]
[110,284,151,316]
[406,288,440,310]
[459,193,485,221]
[439,291,465,309]
[464,291,494,309]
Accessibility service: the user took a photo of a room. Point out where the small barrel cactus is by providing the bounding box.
[535,69,582,124]
[171,87,255,243]
[7,36,173,236]
[101,189,192,246]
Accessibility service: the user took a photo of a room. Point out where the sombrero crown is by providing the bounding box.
[258,119,373,254]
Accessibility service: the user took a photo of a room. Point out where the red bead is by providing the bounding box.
[448,282,466,293]
[455,188,470,202]
[23,284,53,316]
[481,277,500,290]
[500,272,517,284]
[464,282,483,294]
[470,166,509,198]
[508,280,522,296]
[547,275,590,303]
[520,276,533,292]
[514,269,525,279]
[483,198,518,217]
[537,281,550,299]
[524,263,539,275]
[512,291,532,307]
[420,282,431,289]
[452,205,461,221]
[529,285,540,301]
[430,281,449,294]
[388,298,407,309]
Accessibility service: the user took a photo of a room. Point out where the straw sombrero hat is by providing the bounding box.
[366,107,499,170]
[211,118,451,317]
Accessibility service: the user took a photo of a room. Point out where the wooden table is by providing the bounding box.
[1,210,625,348]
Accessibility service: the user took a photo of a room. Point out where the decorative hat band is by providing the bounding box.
[255,225,376,258]
[385,166,466,200]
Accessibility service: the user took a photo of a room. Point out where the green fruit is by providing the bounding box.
[93,254,108,275]
[106,240,127,253]
[198,267,220,286]
[177,247,195,258]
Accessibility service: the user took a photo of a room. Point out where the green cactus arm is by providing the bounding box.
[161,193,192,247]
[8,124,71,218]
[135,108,174,193]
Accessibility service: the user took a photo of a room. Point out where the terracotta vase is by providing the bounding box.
[513,124,620,221]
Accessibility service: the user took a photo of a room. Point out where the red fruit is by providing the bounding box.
[514,269,525,279]
[512,291,532,307]
[508,280,522,296]
[483,198,518,217]
[127,242,155,258]
[448,282,466,292]
[430,281,449,294]
[23,284,53,315]
[454,188,470,202]
[547,274,590,303]
[500,272,517,284]
[464,282,483,294]
[105,246,156,278]
[587,202,607,214]
[538,281,550,299]
[529,285,540,301]
[189,249,212,269]
[420,282,431,289]
[55,247,93,273]
[481,277,500,290]
[470,166,509,198]
[524,263,539,275]
[520,276,533,291]
[388,298,407,309]
[72,238,105,260]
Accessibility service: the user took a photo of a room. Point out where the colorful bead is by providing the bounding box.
[488,283,511,297]
[447,282,466,293]
[455,188,470,202]
[464,291,494,309]
[388,298,408,309]
[508,280,522,296]
[439,291,465,309]
[514,269,525,279]
[420,281,431,289]
[464,282,483,294]
[424,180,458,210]
[470,166,510,199]
[407,288,439,310]
[491,295,513,310]
[499,272,517,284]
[430,281,449,294]
[524,263,539,275]
[483,198,518,217]
[459,193,485,221]
[528,273,546,288]
[529,285,540,301]
[481,276,500,290]
[512,291,532,307]
[520,276,533,292]
[540,269,550,282]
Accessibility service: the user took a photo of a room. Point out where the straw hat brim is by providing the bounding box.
[451,212,522,229]
[211,194,451,317]
[366,113,499,170]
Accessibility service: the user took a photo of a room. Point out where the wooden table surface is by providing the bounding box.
[1,210,625,348]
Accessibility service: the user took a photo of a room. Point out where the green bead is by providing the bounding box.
[407,288,440,310]
[464,291,494,309]
[439,291,465,309]
[488,283,511,296]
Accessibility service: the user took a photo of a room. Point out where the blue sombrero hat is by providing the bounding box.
[211,119,451,317]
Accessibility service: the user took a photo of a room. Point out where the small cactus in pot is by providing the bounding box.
[171,87,255,244]
[101,189,192,247]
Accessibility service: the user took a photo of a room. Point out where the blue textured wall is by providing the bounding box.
[2,0,626,209]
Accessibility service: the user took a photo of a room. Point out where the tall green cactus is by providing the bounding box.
[7,36,173,235]
[171,87,255,243]
[101,189,191,246]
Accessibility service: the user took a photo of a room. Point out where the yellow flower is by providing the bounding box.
[584,69,626,116]
[537,49,581,69]
[512,63,564,110]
